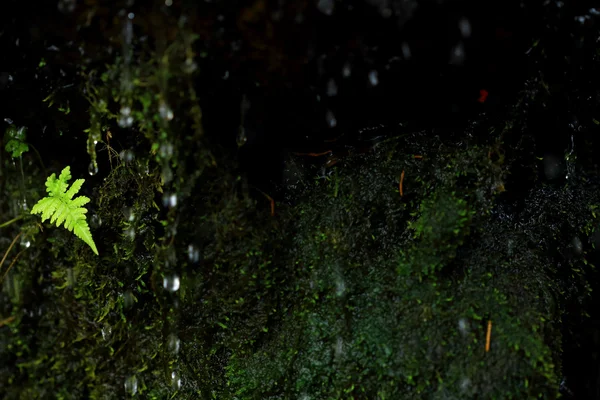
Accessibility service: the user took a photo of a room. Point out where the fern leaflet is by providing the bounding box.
[31,166,99,255]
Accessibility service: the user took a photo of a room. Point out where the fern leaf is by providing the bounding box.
[31,166,99,255]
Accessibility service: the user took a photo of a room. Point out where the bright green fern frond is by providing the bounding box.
[31,166,99,255]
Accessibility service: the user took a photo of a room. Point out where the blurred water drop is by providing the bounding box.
[317,0,334,15]
[163,274,181,292]
[187,244,200,263]
[159,101,174,121]
[368,70,379,87]
[58,0,76,13]
[159,142,174,159]
[124,227,136,241]
[167,334,181,355]
[101,324,112,340]
[326,78,338,96]
[342,62,351,77]
[165,0,173,5]
[170,370,182,390]
[90,213,102,228]
[182,58,198,74]
[124,375,138,396]
[162,193,177,208]
[325,110,337,128]
[161,166,173,184]
[450,42,466,65]
[20,235,31,248]
[459,17,471,37]
[334,336,344,359]
[123,207,135,222]
[237,126,247,147]
[118,106,134,128]
[572,236,583,255]
[4,117,13,124]
[88,161,98,176]
[335,277,345,296]
[457,318,469,335]
[460,377,471,393]
[401,42,411,59]
[119,149,135,163]
[543,154,562,180]
[590,8,600,16]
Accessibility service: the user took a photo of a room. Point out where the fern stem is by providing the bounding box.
[0,232,22,283]
[0,216,23,228]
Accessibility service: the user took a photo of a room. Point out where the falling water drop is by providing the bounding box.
[317,0,334,15]
[236,126,247,147]
[88,161,98,176]
[368,70,379,87]
[170,370,182,390]
[326,78,338,97]
[124,375,138,396]
[458,17,471,37]
[162,193,177,208]
[325,110,337,128]
[187,244,200,263]
[119,149,135,163]
[342,62,351,78]
[118,106,134,128]
[167,334,181,355]
[101,324,112,340]
[159,101,174,121]
[163,274,181,292]
[401,42,411,59]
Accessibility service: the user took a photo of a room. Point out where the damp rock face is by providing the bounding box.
[2,1,600,399]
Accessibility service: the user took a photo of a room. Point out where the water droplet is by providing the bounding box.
[457,318,469,335]
[163,274,180,292]
[590,8,600,16]
[57,0,76,13]
[342,62,351,77]
[4,117,14,124]
[326,78,338,96]
[159,101,174,121]
[170,370,182,390]
[124,375,138,396]
[368,70,379,87]
[325,110,337,128]
[90,214,102,228]
[167,334,181,354]
[187,244,200,263]
[317,0,334,15]
[162,193,177,208]
[460,377,471,393]
[20,235,31,248]
[182,58,197,74]
[236,126,247,147]
[123,207,135,222]
[401,42,411,59]
[124,227,136,241]
[159,142,174,159]
[335,277,345,296]
[119,149,135,163]
[88,161,98,176]
[458,17,471,37]
[450,42,466,65]
[165,0,173,5]
[161,166,173,184]
[334,336,344,359]
[572,236,583,255]
[118,106,134,127]
[101,324,112,340]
